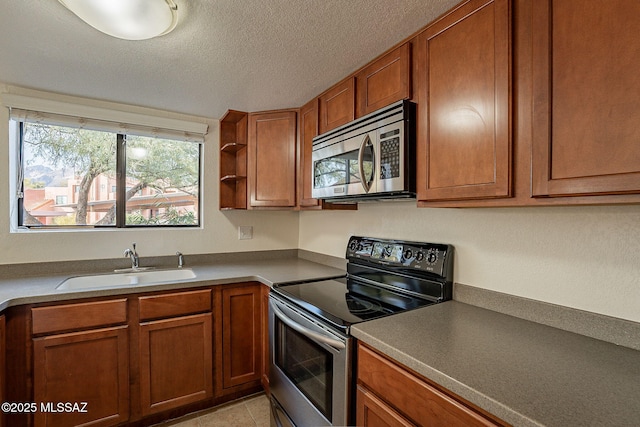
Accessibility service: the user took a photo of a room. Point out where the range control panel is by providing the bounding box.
[346,236,453,277]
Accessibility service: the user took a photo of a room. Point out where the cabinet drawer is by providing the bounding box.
[358,344,504,427]
[139,289,211,321]
[32,299,127,335]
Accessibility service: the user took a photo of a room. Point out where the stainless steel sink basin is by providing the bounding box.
[56,268,197,290]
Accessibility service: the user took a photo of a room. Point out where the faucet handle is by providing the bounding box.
[132,242,137,254]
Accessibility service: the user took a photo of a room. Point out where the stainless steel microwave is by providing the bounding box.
[311,100,416,201]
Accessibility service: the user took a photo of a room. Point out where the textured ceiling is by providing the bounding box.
[0,0,460,119]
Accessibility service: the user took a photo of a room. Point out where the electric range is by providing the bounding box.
[268,236,454,426]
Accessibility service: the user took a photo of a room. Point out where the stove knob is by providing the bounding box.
[349,240,359,251]
[403,249,413,259]
[426,251,438,264]
[416,251,425,261]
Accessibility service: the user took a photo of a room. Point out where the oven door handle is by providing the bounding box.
[271,302,346,350]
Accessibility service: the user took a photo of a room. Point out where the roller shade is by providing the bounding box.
[3,93,208,143]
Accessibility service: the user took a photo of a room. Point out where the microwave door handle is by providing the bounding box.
[358,135,371,193]
[271,302,346,350]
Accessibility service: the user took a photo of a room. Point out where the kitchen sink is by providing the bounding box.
[56,268,197,290]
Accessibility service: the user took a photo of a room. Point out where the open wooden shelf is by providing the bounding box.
[219,110,248,210]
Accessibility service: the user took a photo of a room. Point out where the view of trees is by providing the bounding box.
[22,123,200,226]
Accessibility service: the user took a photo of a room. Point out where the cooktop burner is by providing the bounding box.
[273,277,434,332]
[345,295,385,315]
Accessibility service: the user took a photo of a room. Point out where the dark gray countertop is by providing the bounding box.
[0,257,346,310]
[3,255,639,426]
[351,301,640,427]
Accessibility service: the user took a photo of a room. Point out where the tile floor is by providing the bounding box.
[155,393,270,427]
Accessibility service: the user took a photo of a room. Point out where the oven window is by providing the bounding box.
[275,318,333,420]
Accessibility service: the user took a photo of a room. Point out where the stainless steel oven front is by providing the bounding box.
[269,293,352,427]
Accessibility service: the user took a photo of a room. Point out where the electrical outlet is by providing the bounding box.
[238,225,253,240]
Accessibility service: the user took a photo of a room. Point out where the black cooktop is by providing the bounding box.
[273,277,434,332]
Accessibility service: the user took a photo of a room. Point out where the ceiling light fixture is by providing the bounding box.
[58,0,178,41]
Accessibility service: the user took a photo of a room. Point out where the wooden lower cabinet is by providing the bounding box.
[139,313,213,416]
[357,385,414,427]
[138,289,213,416]
[357,343,507,427]
[15,284,266,427]
[33,326,130,427]
[216,282,262,395]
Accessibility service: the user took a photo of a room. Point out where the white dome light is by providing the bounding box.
[58,0,178,41]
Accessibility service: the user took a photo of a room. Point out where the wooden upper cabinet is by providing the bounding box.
[416,0,512,201]
[531,0,640,197]
[298,99,321,208]
[356,43,412,117]
[319,77,355,134]
[248,110,297,208]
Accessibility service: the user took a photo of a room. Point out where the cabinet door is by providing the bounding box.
[356,43,411,117]
[139,313,213,416]
[417,0,512,201]
[33,326,129,427]
[356,385,415,427]
[531,0,640,197]
[220,284,262,390]
[298,99,321,208]
[319,77,355,134]
[248,110,297,208]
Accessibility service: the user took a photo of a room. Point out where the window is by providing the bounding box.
[18,122,201,227]
[6,94,207,229]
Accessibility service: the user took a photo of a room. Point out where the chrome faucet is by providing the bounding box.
[124,243,139,270]
[176,251,184,268]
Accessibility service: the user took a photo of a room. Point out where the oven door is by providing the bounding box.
[269,293,351,427]
[312,131,376,199]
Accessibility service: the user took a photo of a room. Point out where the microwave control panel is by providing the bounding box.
[379,128,400,180]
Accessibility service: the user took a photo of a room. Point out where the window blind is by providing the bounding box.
[3,93,208,143]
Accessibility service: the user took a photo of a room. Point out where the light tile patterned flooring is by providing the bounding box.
[154,393,270,427]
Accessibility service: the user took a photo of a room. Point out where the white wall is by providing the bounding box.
[0,85,299,265]
[299,202,640,323]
